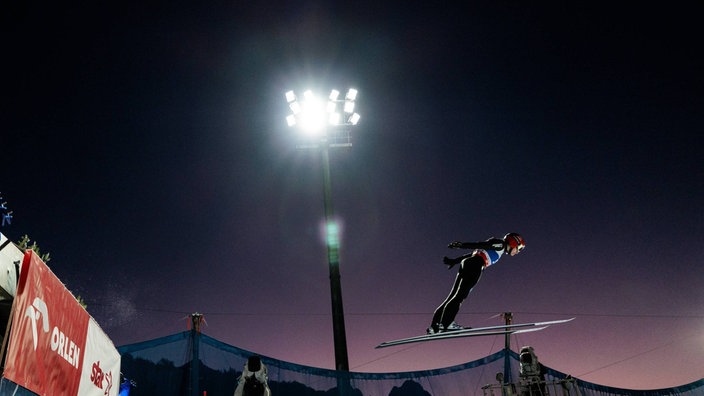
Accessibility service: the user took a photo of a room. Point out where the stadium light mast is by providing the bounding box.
[285,88,361,373]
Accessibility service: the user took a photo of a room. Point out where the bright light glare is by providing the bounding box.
[286,88,361,130]
[285,91,296,103]
[343,101,355,114]
[298,94,327,134]
[326,220,340,249]
[289,101,301,115]
[345,89,358,101]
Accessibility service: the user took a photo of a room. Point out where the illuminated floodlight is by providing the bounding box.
[285,90,296,103]
[283,87,361,372]
[345,89,358,101]
[286,88,361,137]
[343,100,355,114]
[299,96,326,133]
[289,101,301,115]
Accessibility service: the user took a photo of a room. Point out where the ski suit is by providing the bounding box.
[430,238,505,330]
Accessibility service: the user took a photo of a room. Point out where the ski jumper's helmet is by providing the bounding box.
[504,233,525,253]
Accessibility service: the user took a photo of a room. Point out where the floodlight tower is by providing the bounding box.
[285,88,361,373]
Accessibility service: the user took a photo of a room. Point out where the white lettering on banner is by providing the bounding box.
[50,326,81,369]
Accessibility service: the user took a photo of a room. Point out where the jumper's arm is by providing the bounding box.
[447,238,505,251]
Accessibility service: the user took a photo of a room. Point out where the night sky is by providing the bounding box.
[3,2,703,390]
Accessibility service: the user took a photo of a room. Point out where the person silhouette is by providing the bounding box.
[428,233,525,334]
[234,355,271,396]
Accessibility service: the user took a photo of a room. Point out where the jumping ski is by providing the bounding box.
[376,317,574,349]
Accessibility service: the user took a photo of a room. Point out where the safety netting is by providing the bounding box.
[117,331,704,396]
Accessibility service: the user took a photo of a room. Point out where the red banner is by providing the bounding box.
[3,251,120,396]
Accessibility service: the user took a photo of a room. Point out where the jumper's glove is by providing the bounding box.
[443,256,461,270]
[447,241,464,249]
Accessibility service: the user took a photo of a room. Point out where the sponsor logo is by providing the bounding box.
[24,296,82,369]
[91,361,113,395]
[25,297,49,351]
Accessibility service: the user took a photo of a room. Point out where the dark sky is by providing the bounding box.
[3,2,703,390]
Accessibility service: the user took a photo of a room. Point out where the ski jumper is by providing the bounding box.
[430,239,505,330]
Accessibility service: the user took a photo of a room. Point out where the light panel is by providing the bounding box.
[345,89,358,101]
[289,101,301,115]
[285,91,296,103]
[343,101,355,114]
[299,97,327,133]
